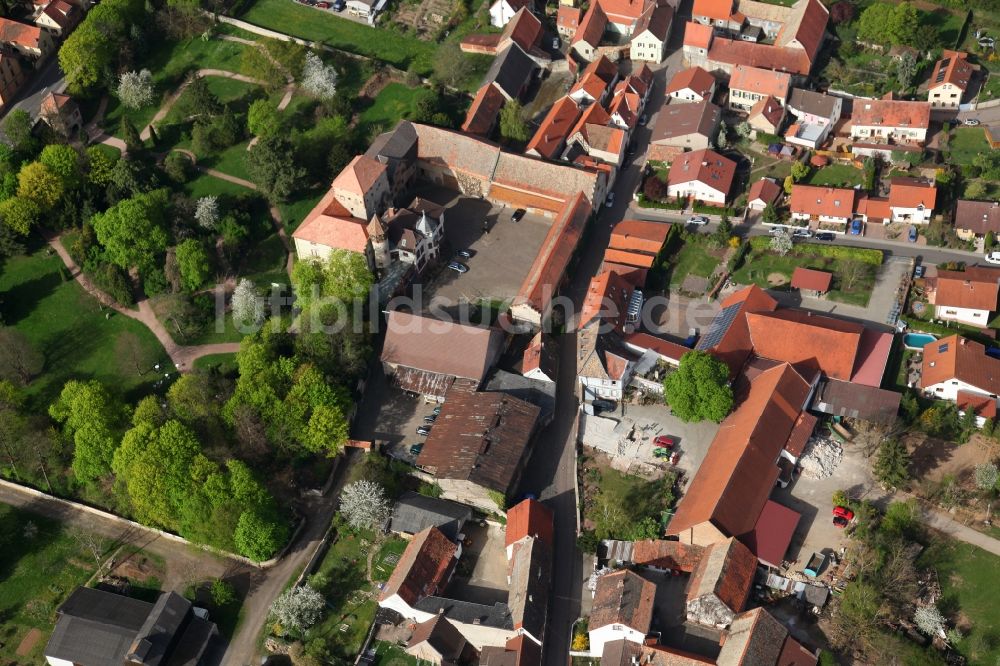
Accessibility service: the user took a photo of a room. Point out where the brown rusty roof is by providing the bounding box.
[717,608,788,666]
[462,83,507,137]
[380,527,457,605]
[686,537,756,613]
[748,178,782,206]
[632,539,705,572]
[588,570,656,633]
[417,382,540,495]
[783,412,817,457]
[651,101,721,143]
[954,200,1000,236]
[381,310,504,383]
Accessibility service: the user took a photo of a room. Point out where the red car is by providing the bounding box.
[653,435,678,448]
[832,506,855,521]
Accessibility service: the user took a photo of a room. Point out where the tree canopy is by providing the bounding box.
[663,351,733,423]
[49,380,127,484]
[91,188,170,273]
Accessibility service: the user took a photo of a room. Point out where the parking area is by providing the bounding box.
[351,369,435,465]
[579,404,719,485]
[444,522,509,606]
[412,188,554,312]
[773,434,883,570]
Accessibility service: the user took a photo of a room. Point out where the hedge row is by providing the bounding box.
[748,236,883,265]
[637,194,686,210]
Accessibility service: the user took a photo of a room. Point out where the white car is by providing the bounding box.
[793,228,813,238]
[769,226,788,235]
[986,252,1000,265]
[964,118,981,126]
[688,215,709,226]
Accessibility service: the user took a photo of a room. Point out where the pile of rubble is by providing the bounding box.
[799,436,843,479]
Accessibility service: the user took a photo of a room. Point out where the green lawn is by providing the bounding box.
[304,530,408,660]
[581,458,677,540]
[200,140,254,181]
[949,127,990,167]
[370,641,419,665]
[192,352,239,375]
[919,538,1000,665]
[668,236,722,291]
[804,163,865,188]
[0,246,169,409]
[279,188,326,233]
[240,0,438,74]
[732,248,876,307]
[357,83,432,136]
[0,505,104,663]
[183,172,255,199]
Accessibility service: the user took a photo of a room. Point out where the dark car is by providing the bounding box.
[592,399,617,413]
[416,424,432,436]
[423,414,437,424]
[850,219,863,235]
[511,208,526,222]
[409,443,424,456]
[833,516,850,528]
[815,232,836,241]
[908,226,918,243]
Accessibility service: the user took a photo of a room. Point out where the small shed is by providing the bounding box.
[791,267,833,294]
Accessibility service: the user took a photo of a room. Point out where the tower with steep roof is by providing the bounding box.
[368,213,390,276]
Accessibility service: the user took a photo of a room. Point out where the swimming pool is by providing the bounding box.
[903,333,936,350]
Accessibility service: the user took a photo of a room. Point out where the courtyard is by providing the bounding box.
[443,522,509,606]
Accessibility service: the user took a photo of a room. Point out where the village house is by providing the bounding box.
[463,43,539,137]
[37,90,80,135]
[526,96,581,159]
[685,538,757,628]
[920,335,1000,403]
[665,66,717,103]
[791,266,832,295]
[390,491,474,541]
[953,199,1000,242]
[629,1,674,63]
[886,177,936,224]
[588,570,657,655]
[0,17,54,61]
[488,0,531,27]
[926,266,1000,327]
[784,87,842,149]
[45,587,217,666]
[849,97,931,145]
[604,218,671,277]
[727,65,791,112]
[368,198,445,278]
[569,55,620,107]
[461,8,544,57]
[563,104,628,166]
[379,526,462,621]
[716,608,816,666]
[557,5,582,38]
[0,51,25,109]
[666,148,736,206]
[416,382,541,510]
[521,332,558,383]
[405,615,478,665]
[33,0,80,36]
[505,499,553,646]
[480,635,541,665]
[747,95,785,136]
[747,177,782,212]
[927,50,975,109]
[380,310,506,400]
[789,184,856,227]
[649,100,721,150]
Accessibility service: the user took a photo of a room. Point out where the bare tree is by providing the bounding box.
[115,331,147,376]
[69,526,107,577]
[840,259,867,291]
[0,326,44,384]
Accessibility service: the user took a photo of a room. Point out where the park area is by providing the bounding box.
[732,239,881,307]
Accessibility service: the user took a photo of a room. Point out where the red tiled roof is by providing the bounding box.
[781,0,828,63]
[610,219,671,254]
[790,267,832,292]
[933,267,1000,311]
[604,247,656,268]
[777,635,818,666]
[708,37,813,76]
[666,66,716,98]
[380,527,457,605]
[692,0,732,21]
[632,539,704,572]
[501,7,543,51]
[730,65,791,101]
[462,83,507,137]
[889,177,937,210]
[667,362,810,540]
[602,262,647,289]
[615,74,649,100]
[514,192,592,316]
[633,1,673,40]
[856,196,891,221]
[624,332,691,364]
[749,94,785,130]
[41,0,77,29]
[748,178,782,206]
[683,21,713,50]
[0,17,45,49]
[958,391,998,420]
[573,1,607,47]
[737,499,799,568]
[558,5,582,32]
[790,184,856,219]
[292,188,368,253]
[460,33,502,54]
[667,148,736,198]
[579,268,632,330]
[686,537,756,613]
[589,570,656,633]
[599,0,654,23]
[852,98,931,129]
[850,328,893,388]
[921,335,1000,394]
[702,285,779,377]
[783,412,817,457]
[569,102,611,139]
[526,96,581,159]
[505,499,554,548]
[747,309,864,381]
[929,50,974,92]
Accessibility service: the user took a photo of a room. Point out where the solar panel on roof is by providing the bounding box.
[939,343,949,353]
[935,59,951,84]
[696,301,742,350]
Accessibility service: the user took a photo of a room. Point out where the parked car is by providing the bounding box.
[804,552,826,577]
[833,516,850,528]
[914,264,926,278]
[605,192,616,208]
[833,505,855,521]
[769,225,788,235]
[592,398,617,413]
[986,251,1000,265]
[653,435,678,448]
[908,226,918,242]
[447,261,469,273]
[793,228,813,238]
[432,405,442,415]
[455,249,472,259]
[511,208,526,222]
[850,219,863,235]
[815,232,836,241]
[688,215,709,226]
[423,414,437,423]
[416,425,432,436]
[315,2,329,7]
[639,113,648,126]
[964,118,981,126]
[409,443,424,455]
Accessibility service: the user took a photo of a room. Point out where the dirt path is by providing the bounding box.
[46,233,241,369]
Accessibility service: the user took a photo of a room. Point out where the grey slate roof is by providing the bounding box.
[130,592,192,665]
[787,88,840,119]
[483,369,557,425]
[45,587,152,666]
[507,537,551,640]
[366,120,418,164]
[486,43,538,100]
[413,597,515,629]
[390,491,473,540]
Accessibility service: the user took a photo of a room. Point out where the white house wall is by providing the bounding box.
[934,304,992,327]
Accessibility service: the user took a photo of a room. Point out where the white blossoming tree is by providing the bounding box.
[268,585,325,634]
[340,479,390,532]
[914,604,946,639]
[117,69,155,110]
[232,278,264,328]
[194,196,219,230]
[301,52,338,100]
[770,233,793,256]
[975,462,999,490]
